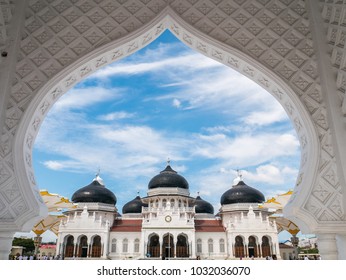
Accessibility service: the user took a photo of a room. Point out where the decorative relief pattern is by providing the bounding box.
[0,0,345,229]
[321,1,346,114]
[0,1,14,61]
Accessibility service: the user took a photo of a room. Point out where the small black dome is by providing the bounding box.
[122,195,147,214]
[71,176,117,205]
[148,164,189,190]
[220,180,265,205]
[194,195,214,214]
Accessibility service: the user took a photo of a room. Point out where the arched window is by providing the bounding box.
[111,238,117,253]
[176,234,189,258]
[122,238,128,253]
[208,239,213,253]
[170,199,175,207]
[261,236,271,258]
[162,199,167,208]
[248,236,258,258]
[197,239,202,253]
[134,239,140,253]
[78,235,88,258]
[235,236,244,258]
[219,239,225,253]
[147,234,160,258]
[91,235,101,258]
[65,235,74,258]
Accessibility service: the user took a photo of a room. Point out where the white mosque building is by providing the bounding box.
[56,163,280,260]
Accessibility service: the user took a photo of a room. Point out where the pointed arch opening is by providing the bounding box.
[248,235,258,258]
[234,235,245,258]
[91,235,102,258]
[147,233,160,258]
[77,235,88,258]
[176,234,189,258]
[162,233,174,259]
[261,236,272,258]
[64,235,74,258]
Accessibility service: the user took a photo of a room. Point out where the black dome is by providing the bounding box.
[220,180,265,205]
[194,195,214,214]
[148,165,189,190]
[71,176,117,205]
[122,195,147,214]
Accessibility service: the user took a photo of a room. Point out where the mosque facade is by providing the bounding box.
[55,164,280,260]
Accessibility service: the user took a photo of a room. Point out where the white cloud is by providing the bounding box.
[90,52,220,78]
[53,87,121,112]
[43,161,64,170]
[87,38,291,128]
[243,102,288,126]
[37,118,191,181]
[192,132,300,167]
[98,111,135,121]
[172,98,181,108]
[243,164,286,185]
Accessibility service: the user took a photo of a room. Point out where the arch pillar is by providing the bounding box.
[0,231,15,260]
[317,233,338,260]
[336,234,346,260]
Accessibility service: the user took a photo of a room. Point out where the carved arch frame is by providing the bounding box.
[13,8,320,234]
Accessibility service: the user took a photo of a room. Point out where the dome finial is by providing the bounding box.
[237,169,243,180]
[93,168,104,186]
[167,157,171,166]
[233,169,243,186]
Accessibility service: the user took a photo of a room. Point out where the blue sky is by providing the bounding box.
[27,30,300,242]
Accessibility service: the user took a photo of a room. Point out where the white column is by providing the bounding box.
[190,232,196,258]
[88,242,91,258]
[306,0,346,216]
[56,234,63,256]
[227,236,233,259]
[317,233,338,260]
[73,243,77,258]
[0,231,15,260]
[275,242,281,259]
[159,235,163,258]
[103,233,109,259]
[336,234,346,260]
[141,231,146,258]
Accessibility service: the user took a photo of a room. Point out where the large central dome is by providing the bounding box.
[220,180,265,205]
[148,164,189,190]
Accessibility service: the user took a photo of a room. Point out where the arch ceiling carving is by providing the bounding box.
[0,0,346,236]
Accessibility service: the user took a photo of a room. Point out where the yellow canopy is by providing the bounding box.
[261,190,293,212]
[271,215,300,235]
[32,191,76,236]
[261,190,300,235]
[32,214,66,235]
[39,190,76,212]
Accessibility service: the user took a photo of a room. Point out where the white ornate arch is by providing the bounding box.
[13,9,319,235]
